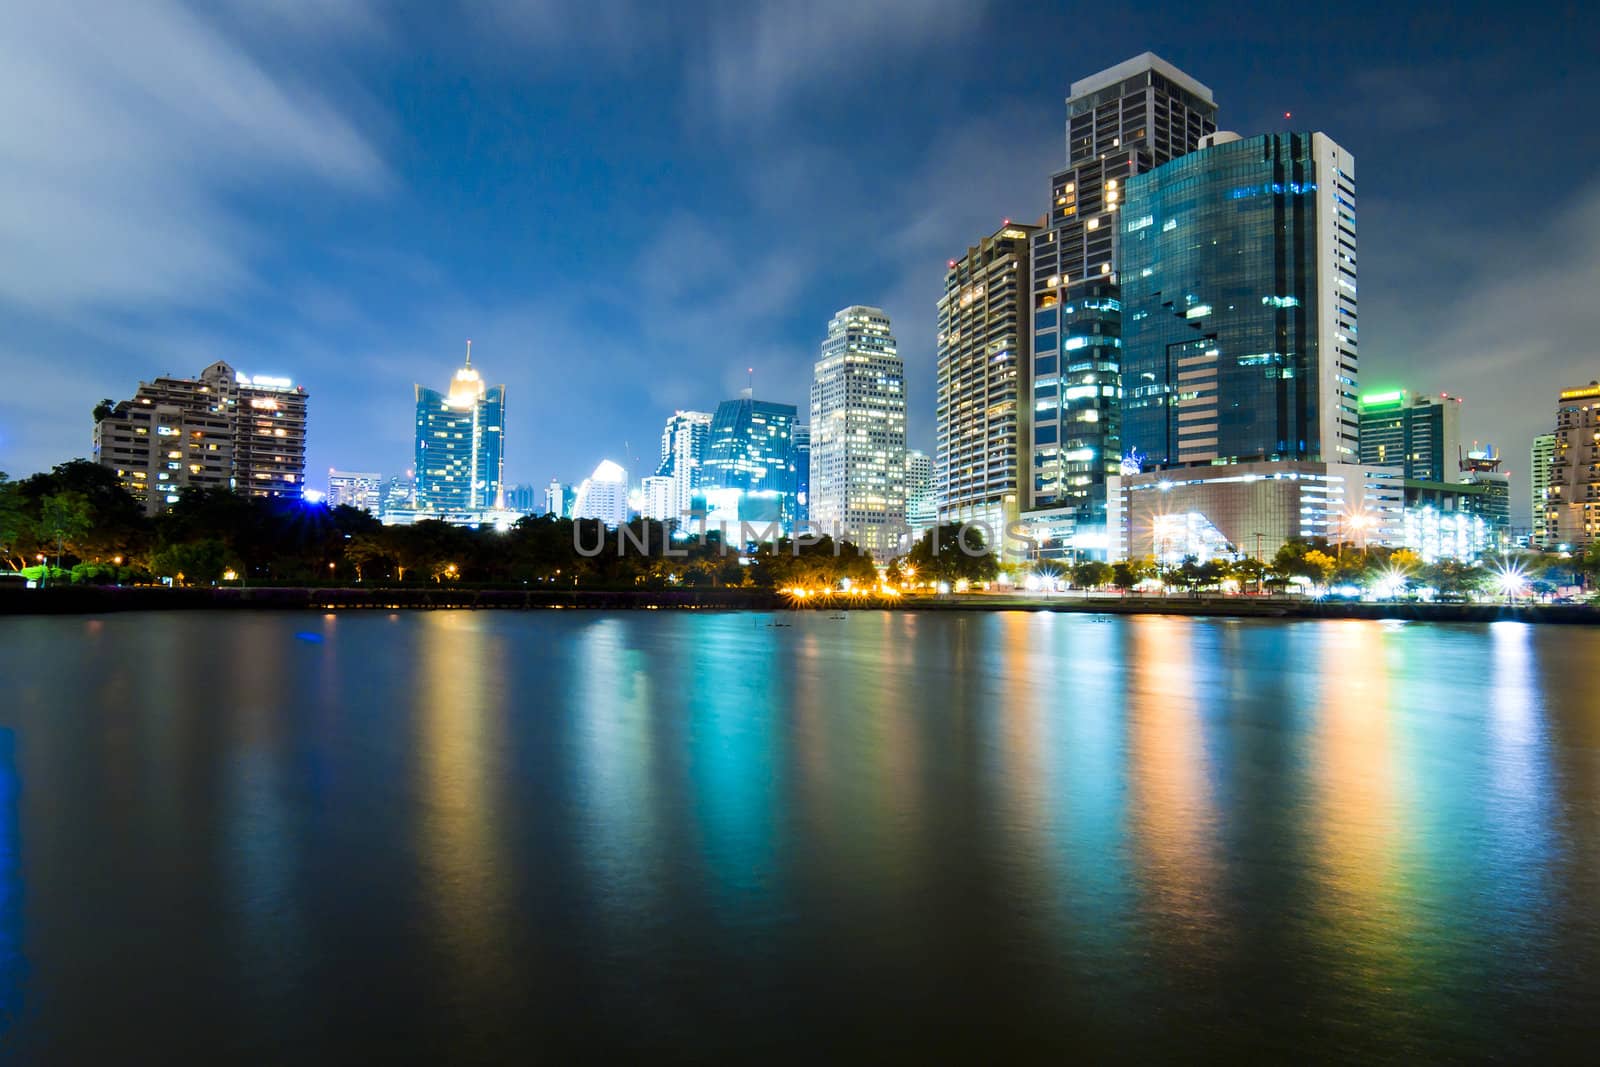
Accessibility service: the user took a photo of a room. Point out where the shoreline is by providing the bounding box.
[2,585,1595,624]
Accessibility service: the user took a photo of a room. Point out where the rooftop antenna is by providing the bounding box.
[465,339,472,369]
[748,367,754,392]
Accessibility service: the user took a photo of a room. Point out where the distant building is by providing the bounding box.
[414,343,505,512]
[503,483,541,514]
[657,410,713,524]
[93,359,308,515]
[702,392,799,532]
[937,220,1038,559]
[1531,431,1556,547]
[327,470,381,513]
[640,475,675,522]
[1547,381,1600,548]
[1359,391,1463,482]
[792,423,811,524]
[573,460,629,528]
[545,479,574,518]
[382,471,416,515]
[906,449,936,540]
[810,306,907,554]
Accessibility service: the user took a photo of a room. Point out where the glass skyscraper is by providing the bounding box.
[656,410,712,523]
[414,345,506,512]
[1029,54,1218,528]
[701,392,799,529]
[1120,131,1359,468]
[1358,390,1462,482]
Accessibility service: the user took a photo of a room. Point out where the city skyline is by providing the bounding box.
[2,3,1596,528]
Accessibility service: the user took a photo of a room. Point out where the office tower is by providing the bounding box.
[657,410,713,522]
[1547,382,1600,548]
[792,423,811,524]
[93,360,308,515]
[545,478,569,518]
[382,471,416,515]
[905,449,936,538]
[936,221,1038,552]
[1358,391,1462,481]
[702,392,799,529]
[1030,54,1218,526]
[573,460,629,528]
[810,306,907,554]
[640,475,675,521]
[414,343,505,512]
[1120,131,1359,467]
[1531,431,1556,547]
[327,470,381,513]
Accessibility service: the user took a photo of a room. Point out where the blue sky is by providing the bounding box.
[2,0,1597,517]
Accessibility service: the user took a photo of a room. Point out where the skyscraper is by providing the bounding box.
[792,423,811,524]
[1531,431,1556,547]
[640,475,675,522]
[573,460,629,528]
[1030,54,1218,526]
[545,478,572,519]
[1120,131,1359,467]
[1359,391,1462,481]
[702,393,799,530]
[327,470,381,513]
[905,449,935,539]
[93,360,308,515]
[936,220,1038,552]
[1546,381,1600,548]
[657,410,713,522]
[414,343,505,512]
[810,306,907,554]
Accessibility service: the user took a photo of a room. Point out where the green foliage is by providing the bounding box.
[1071,560,1113,589]
[1111,557,1155,590]
[905,524,999,586]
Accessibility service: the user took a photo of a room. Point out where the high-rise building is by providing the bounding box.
[1531,431,1556,547]
[792,423,811,524]
[545,478,571,518]
[93,360,308,515]
[1030,54,1218,526]
[936,221,1038,555]
[810,306,907,554]
[414,343,505,512]
[573,460,630,528]
[1120,131,1359,468]
[640,475,675,522]
[327,470,381,513]
[657,410,713,523]
[382,471,415,516]
[702,392,799,530]
[905,449,936,539]
[1547,382,1600,548]
[1359,391,1462,482]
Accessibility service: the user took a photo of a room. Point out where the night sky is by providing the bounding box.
[3,1,1597,522]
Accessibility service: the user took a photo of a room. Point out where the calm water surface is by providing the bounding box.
[1,610,1597,1061]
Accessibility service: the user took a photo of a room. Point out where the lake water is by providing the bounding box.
[1,610,1597,1061]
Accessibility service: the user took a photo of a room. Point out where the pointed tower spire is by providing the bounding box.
[465,339,473,369]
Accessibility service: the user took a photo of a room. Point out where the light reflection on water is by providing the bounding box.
[1,610,1597,1060]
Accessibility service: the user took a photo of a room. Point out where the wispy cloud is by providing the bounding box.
[0,1,386,314]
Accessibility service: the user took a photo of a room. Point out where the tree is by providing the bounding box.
[151,539,232,585]
[38,492,94,584]
[906,524,999,586]
[1111,557,1155,590]
[1071,559,1113,590]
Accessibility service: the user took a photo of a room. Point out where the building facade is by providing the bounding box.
[1359,391,1462,482]
[1546,382,1600,548]
[1029,54,1218,530]
[573,460,629,528]
[936,221,1038,556]
[810,306,907,554]
[1531,431,1556,547]
[640,475,676,522]
[414,345,505,512]
[1120,131,1360,469]
[93,360,308,515]
[327,470,381,513]
[905,449,936,540]
[792,423,811,524]
[657,410,712,523]
[701,393,798,530]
